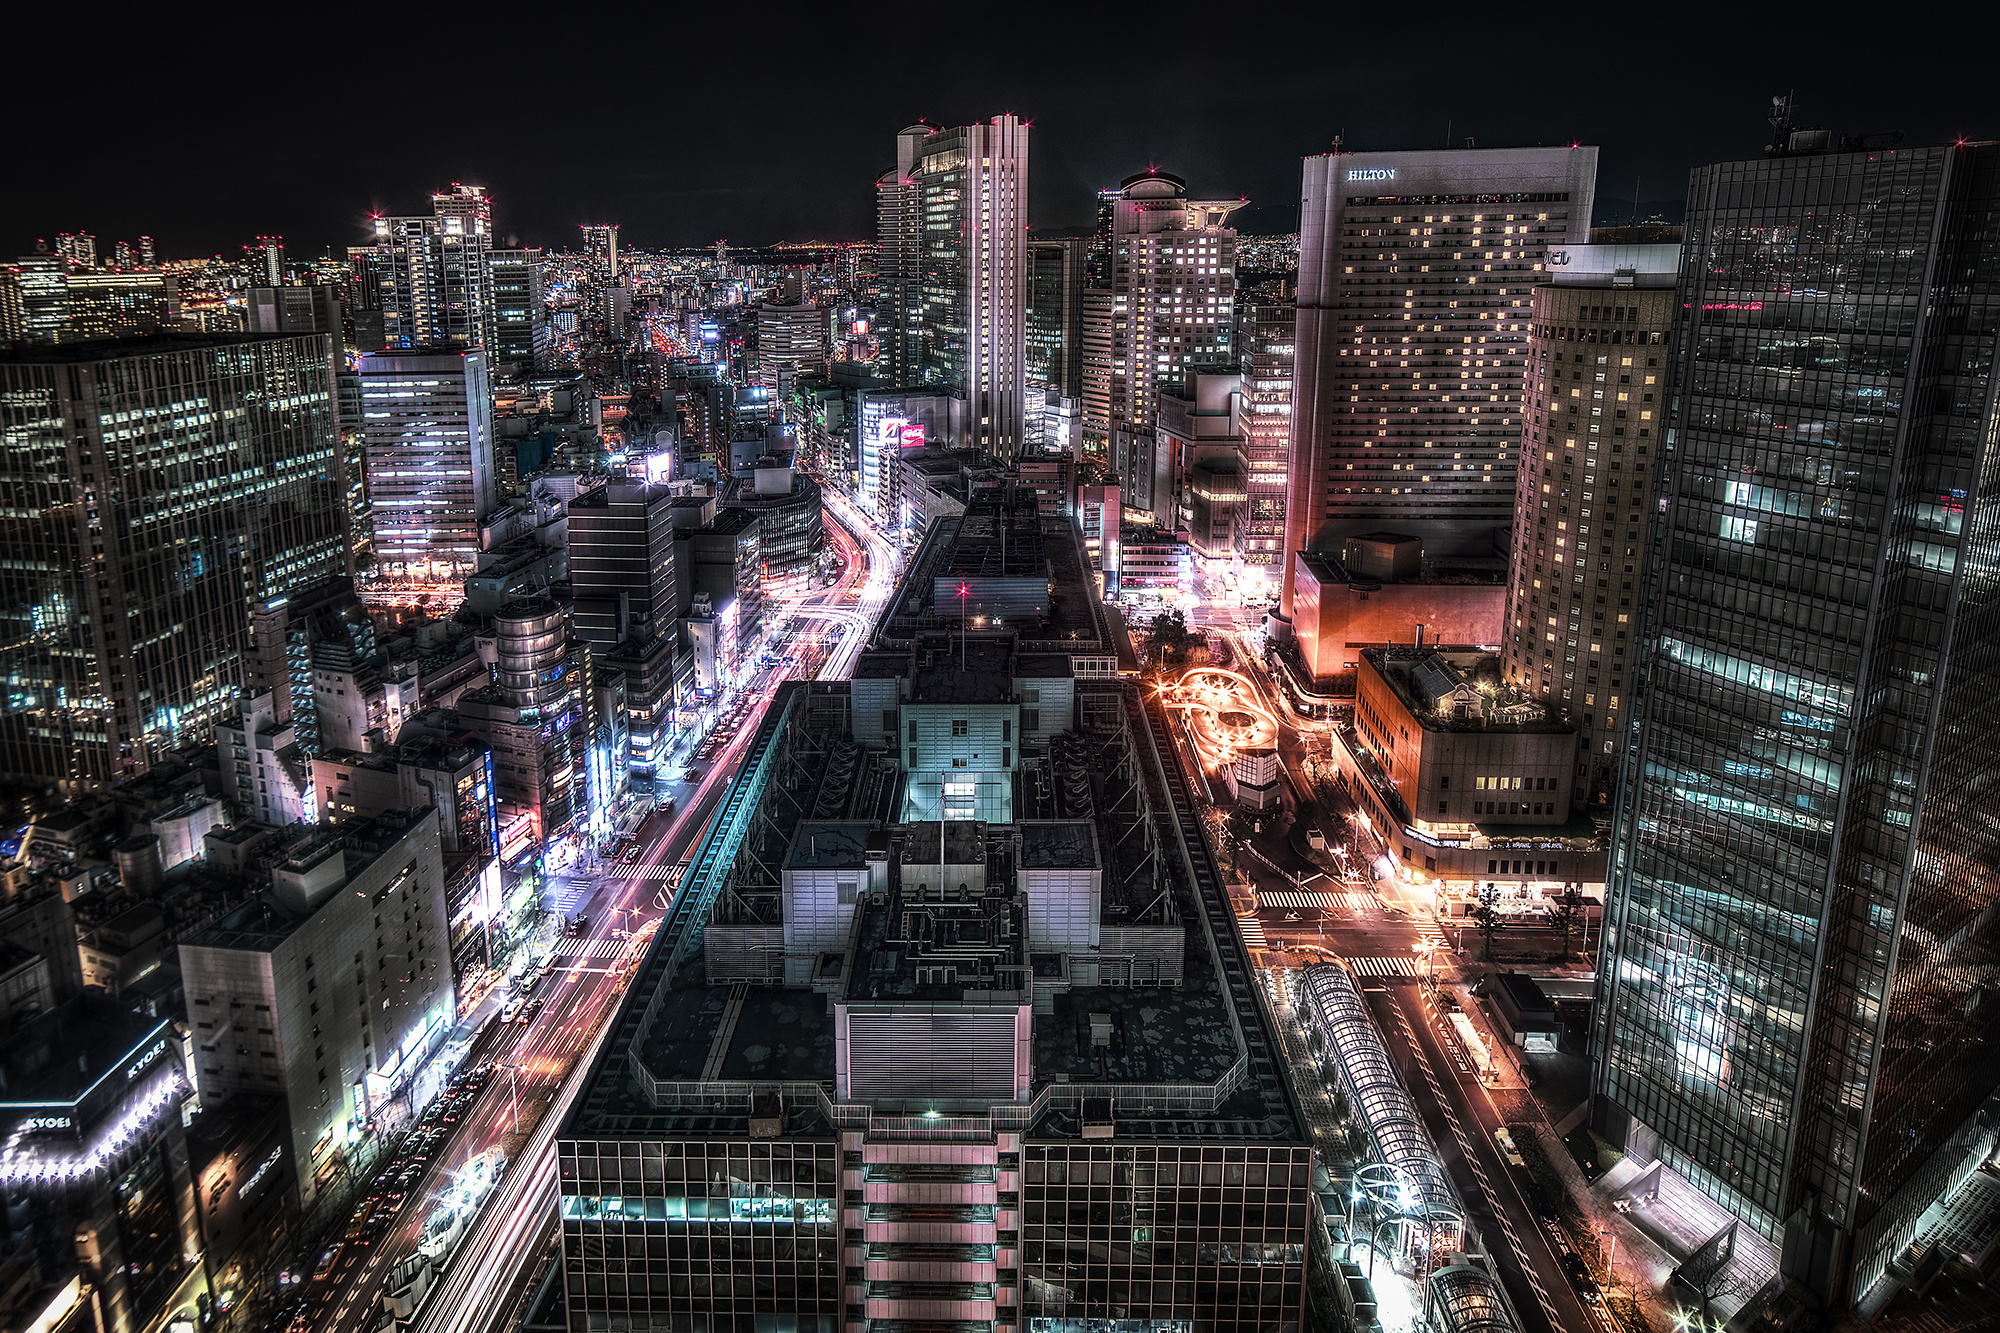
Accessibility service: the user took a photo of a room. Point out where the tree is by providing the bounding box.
[1552,880,1587,962]
[1145,608,1199,668]
[1471,880,1503,962]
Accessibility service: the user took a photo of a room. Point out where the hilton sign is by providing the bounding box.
[1345,168,1397,183]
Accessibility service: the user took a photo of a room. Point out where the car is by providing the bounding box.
[621,845,643,863]
[1494,1127,1526,1167]
[522,997,546,1022]
[683,767,703,783]
[539,955,558,978]
[501,998,524,1024]
[656,799,674,817]
[1560,1253,1601,1303]
[311,1245,343,1282]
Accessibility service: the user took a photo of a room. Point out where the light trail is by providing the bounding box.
[1156,667,1282,767]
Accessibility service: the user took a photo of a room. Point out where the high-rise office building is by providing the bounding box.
[1593,141,2000,1312]
[0,255,72,344]
[0,333,347,785]
[754,302,831,382]
[487,248,547,374]
[1089,171,1246,473]
[580,224,619,281]
[247,284,343,339]
[566,480,681,646]
[1498,236,1678,806]
[1237,303,1295,596]
[876,116,1029,459]
[1026,236,1086,401]
[1282,146,1598,619]
[353,184,496,350]
[357,347,495,578]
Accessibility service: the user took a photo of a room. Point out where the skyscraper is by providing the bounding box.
[1026,236,1085,400]
[353,184,496,350]
[1593,140,2000,1312]
[580,223,619,281]
[487,248,546,374]
[875,116,1029,459]
[0,333,348,784]
[357,347,495,578]
[1237,303,1295,597]
[1498,235,1679,806]
[1090,171,1246,456]
[1283,146,1598,618]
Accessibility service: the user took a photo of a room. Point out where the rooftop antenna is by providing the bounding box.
[1630,176,1642,227]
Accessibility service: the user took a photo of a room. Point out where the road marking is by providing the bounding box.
[1259,889,1342,913]
[1344,955,1419,977]
[548,937,626,960]
[1236,917,1268,948]
[1387,993,1567,1333]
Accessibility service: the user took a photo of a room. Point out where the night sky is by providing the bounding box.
[13,15,1989,261]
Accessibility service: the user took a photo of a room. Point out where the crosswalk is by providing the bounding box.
[605,860,688,883]
[1259,889,1377,915]
[1345,955,1420,978]
[548,936,627,960]
[1235,917,1269,949]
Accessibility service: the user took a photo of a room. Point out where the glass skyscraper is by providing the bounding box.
[1594,142,2000,1308]
[0,333,348,784]
[876,117,1029,460]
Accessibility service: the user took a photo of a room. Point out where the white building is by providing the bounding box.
[178,808,455,1209]
[357,348,496,578]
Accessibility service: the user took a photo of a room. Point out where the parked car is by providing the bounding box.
[1494,1127,1526,1167]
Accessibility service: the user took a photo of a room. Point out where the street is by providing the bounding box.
[289,489,898,1333]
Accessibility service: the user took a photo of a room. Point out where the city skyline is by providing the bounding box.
[10,18,1991,258]
[4,32,2000,1333]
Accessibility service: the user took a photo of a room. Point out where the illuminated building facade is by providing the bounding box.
[1236,303,1294,594]
[352,185,496,350]
[487,248,546,374]
[0,1000,199,1333]
[1593,142,2000,1310]
[1498,238,1679,806]
[0,334,347,786]
[456,599,595,862]
[1089,172,1245,478]
[357,347,496,578]
[1283,146,1598,619]
[566,481,683,779]
[876,117,1029,459]
[179,808,455,1211]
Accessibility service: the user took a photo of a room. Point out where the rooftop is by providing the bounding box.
[1019,821,1097,870]
[786,822,873,871]
[0,332,309,365]
[911,634,1015,703]
[1365,649,1570,734]
[0,997,173,1113]
[563,681,1305,1146]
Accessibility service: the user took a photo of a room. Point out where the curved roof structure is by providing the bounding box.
[1301,965,1458,1213]
[1427,1263,1518,1333]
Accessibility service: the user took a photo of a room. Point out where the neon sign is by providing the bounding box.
[125,1040,167,1082]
